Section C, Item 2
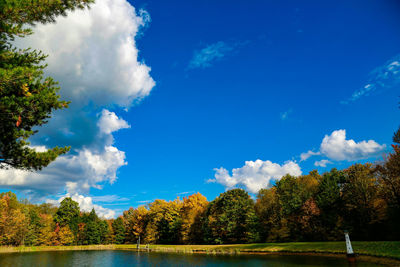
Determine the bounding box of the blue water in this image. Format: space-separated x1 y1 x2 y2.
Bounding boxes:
0 250 382 267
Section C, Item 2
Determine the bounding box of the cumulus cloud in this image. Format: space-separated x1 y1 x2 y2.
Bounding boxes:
47 193 116 219
14 0 155 151
98 109 130 135
16 0 155 107
209 160 302 193
188 41 247 69
342 54 400 104
0 0 155 202
300 130 385 163
320 129 386 161
314 159 332 167
0 145 127 195
300 150 321 161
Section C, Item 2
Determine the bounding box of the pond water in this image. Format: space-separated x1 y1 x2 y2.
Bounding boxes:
0 250 382 267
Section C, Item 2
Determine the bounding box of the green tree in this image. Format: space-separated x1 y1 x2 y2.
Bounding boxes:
25 208 41 246
83 209 100 244
84 221 100 244
112 217 125 244
274 174 319 241
276 175 305 216
315 169 345 240
54 197 80 232
98 220 110 244
203 189 259 244
0 0 94 170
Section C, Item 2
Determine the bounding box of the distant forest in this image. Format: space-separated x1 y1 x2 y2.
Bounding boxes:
1 132 399 246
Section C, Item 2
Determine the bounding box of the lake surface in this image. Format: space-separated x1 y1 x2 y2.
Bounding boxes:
0 250 382 267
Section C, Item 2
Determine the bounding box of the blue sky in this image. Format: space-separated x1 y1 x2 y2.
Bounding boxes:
1 0 399 217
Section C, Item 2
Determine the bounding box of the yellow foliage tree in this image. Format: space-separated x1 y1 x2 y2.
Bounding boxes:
123 206 149 243
180 193 208 244
144 198 183 244
38 214 55 246
58 225 75 245
0 193 28 245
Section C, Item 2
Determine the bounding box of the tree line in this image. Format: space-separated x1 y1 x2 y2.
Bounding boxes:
1 135 399 246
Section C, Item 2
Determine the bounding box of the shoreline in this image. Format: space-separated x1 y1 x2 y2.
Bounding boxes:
1 242 400 266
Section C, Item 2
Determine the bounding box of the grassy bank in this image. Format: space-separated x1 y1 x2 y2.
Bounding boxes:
1 241 399 260
149 241 400 259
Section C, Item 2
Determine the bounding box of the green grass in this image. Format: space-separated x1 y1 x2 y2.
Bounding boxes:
1 241 399 260
148 241 400 259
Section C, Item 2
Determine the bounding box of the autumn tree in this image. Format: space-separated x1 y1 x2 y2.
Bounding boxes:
298 198 321 241
123 206 149 244
0 192 28 245
58 225 75 245
37 213 54 245
0 0 94 170
376 141 400 239
341 163 382 240
144 199 183 244
180 193 208 244
255 187 281 242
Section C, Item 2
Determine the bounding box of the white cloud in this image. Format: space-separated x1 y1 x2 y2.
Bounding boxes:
314 159 332 167
300 130 386 164
342 55 400 104
13 0 155 151
16 0 155 108
300 150 321 161
209 160 302 194
98 109 130 135
0 145 127 195
188 41 247 69
47 193 116 219
0 0 155 200
320 129 386 161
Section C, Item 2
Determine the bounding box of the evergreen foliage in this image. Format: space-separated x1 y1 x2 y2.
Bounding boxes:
112 217 125 244
0 0 94 170
203 189 259 244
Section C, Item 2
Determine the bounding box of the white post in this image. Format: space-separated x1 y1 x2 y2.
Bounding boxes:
344 230 356 262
